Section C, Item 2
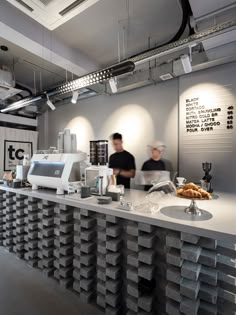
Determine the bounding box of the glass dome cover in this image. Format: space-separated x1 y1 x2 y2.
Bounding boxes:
134 180 176 214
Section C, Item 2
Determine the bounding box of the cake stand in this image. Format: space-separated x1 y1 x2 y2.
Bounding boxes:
184 199 203 216
177 195 212 216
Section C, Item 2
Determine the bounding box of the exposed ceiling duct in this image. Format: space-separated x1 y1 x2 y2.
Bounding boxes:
1 17 236 114
189 1 236 65
1 61 135 113
128 19 236 65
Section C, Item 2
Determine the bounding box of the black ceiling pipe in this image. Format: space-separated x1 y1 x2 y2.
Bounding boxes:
128 0 193 60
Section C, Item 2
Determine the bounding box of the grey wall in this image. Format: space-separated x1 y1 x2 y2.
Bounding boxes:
38 61 236 192
179 61 236 192
38 79 179 172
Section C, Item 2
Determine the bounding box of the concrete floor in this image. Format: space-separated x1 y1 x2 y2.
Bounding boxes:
0 247 103 315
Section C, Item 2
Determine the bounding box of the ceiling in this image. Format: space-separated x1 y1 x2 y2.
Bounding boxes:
189 0 236 19
0 0 184 93
6 0 101 31
1 0 236 115
53 0 183 66
0 37 73 92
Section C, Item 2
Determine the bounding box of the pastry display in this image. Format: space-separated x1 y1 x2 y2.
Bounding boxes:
176 183 212 200
181 182 199 191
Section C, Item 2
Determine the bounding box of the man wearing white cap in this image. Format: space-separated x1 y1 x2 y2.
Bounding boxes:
141 141 166 191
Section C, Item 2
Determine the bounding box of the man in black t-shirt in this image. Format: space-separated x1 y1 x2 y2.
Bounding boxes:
109 133 136 189
141 141 166 191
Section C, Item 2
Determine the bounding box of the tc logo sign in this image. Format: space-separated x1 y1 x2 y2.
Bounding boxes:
4 140 33 171
8 145 25 160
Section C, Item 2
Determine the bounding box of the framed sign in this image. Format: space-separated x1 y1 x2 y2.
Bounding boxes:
4 140 33 171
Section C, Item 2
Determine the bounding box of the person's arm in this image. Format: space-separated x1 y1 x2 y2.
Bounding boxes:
119 169 135 178
117 154 136 178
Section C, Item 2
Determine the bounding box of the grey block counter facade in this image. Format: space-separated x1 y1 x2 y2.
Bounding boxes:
0 187 236 315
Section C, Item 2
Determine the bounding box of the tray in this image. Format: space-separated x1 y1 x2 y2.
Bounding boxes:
176 193 217 201
176 194 211 201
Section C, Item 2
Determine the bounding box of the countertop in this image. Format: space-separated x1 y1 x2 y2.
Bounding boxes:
1 185 236 242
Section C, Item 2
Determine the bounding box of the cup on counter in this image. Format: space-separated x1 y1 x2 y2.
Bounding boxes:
117 185 125 196
176 177 186 186
81 186 91 199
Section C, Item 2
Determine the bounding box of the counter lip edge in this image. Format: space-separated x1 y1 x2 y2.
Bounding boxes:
0 185 235 243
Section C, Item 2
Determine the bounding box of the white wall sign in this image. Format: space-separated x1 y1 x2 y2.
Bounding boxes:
4 140 33 171
185 97 233 135
0 127 38 177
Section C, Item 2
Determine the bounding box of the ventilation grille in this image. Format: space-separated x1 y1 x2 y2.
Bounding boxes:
160 73 174 81
15 0 33 12
59 0 87 16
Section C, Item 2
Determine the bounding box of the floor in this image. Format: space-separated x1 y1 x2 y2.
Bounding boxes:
0 247 103 315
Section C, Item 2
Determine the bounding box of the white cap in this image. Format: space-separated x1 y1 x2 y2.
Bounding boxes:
147 141 166 152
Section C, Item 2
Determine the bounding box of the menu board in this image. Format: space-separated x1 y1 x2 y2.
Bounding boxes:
179 64 236 192
181 84 235 154
185 97 234 134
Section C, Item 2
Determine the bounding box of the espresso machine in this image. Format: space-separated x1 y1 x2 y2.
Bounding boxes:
28 152 87 194
85 140 113 195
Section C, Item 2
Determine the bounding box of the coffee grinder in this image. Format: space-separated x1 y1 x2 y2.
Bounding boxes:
202 162 213 193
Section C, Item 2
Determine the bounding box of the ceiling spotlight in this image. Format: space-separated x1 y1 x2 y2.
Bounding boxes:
173 54 192 76
46 94 56 111
71 91 79 104
108 77 118 93
180 54 192 73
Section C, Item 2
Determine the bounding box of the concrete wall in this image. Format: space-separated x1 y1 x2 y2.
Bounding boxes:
39 79 179 172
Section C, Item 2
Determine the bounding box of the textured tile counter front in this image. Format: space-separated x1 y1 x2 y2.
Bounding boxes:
0 187 236 314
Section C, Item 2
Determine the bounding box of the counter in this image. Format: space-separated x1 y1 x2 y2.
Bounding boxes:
0 185 235 315
1 186 236 242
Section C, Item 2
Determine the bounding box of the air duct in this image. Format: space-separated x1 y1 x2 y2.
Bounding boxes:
2 18 236 113
1 61 135 113
129 19 236 65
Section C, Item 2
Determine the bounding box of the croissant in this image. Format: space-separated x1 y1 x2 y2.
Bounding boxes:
182 189 202 199
183 183 199 191
177 188 184 196
197 188 212 200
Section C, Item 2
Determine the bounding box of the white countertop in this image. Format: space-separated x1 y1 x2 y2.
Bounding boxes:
1 185 236 242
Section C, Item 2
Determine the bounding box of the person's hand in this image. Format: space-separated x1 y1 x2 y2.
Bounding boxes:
113 169 120 176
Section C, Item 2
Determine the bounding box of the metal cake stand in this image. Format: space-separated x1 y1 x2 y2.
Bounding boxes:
184 199 203 216
177 195 212 216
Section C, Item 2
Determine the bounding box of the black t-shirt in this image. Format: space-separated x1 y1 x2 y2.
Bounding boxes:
109 150 136 189
141 159 166 191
